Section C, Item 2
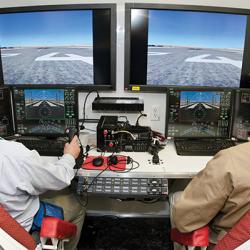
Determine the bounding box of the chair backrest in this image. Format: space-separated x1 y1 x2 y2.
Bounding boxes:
0 205 36 250
214 211 250 250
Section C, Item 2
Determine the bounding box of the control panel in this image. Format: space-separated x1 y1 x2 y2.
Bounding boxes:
97 116 152 152
12 87 78 135
167 88 232 138
233 89 250 140
76 176 168 197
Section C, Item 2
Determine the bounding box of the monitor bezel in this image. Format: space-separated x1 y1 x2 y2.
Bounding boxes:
165 86 235 139
124 3 250 92
0 4 117 91
12 85 79 137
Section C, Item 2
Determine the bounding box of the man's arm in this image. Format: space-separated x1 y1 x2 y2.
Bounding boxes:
19 136 80 195
172 150 234 233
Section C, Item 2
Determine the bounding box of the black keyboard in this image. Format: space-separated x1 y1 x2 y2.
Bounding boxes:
16 137 66 156
174 139 236 156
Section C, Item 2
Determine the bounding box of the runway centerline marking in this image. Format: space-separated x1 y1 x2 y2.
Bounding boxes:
35 52 93 65
2 53 21 57
185 54 242 69
148 52 170 56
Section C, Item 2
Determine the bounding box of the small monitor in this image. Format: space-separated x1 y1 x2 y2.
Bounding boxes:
166 87 233 138
12 87 78 136
232 89 250 140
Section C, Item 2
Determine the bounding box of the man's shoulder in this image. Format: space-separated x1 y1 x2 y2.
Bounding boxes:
224 141 250 159
0 140 32 159
205 141 250 175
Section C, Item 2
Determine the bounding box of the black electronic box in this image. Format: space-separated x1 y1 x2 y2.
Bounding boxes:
97 116 152 152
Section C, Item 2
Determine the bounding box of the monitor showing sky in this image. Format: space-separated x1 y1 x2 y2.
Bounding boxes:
0 10 94 85
146 9 247 87
24 89 65 120
180 91 220 107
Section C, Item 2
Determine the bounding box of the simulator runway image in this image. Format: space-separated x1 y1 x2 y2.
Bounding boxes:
1 47 93 85
177 91 220 136
0 9 95 85
25 89 65 120
147 46 243 87
145 9 246 87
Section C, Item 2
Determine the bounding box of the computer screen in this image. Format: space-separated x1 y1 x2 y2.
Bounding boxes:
0 5 116 89
167 88 233 138
125 4 250 91
12 87 78 136
232 89 250 140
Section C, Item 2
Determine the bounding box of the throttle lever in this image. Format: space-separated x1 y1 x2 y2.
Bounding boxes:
65 127 84 169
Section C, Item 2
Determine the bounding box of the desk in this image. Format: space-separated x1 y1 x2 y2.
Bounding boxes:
43 138 213 217
73 139 213 217
78 140 212 179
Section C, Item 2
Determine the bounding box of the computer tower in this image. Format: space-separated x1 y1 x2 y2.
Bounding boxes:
0 86 14 137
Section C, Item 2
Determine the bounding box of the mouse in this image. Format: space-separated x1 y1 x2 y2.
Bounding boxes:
108 155 118 165
92 157 104 167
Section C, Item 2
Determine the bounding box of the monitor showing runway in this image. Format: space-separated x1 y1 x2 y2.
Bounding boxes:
167 89 232 138
24 89 65 120
13 87 78 135
0 9 94 85
146 9 247 87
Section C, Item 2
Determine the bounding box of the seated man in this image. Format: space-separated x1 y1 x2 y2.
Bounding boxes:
0 136 85 250
171 141 250 245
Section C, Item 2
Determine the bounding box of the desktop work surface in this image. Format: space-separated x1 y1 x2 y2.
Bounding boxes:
42 140 213 179
78 140 213 179
43 140 212 217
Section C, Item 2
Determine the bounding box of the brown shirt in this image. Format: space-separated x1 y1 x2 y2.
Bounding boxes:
172 141 250 241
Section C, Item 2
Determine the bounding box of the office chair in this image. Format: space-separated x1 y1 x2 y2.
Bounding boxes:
0 205 77 250
171 210 250 250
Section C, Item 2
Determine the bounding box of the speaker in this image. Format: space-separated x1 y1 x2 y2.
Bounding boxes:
0 86 14 137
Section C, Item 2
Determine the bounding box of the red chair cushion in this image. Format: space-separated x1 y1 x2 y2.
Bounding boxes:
213 211 250 250
40 217 77 239
171 226 209 247
0 206 36 250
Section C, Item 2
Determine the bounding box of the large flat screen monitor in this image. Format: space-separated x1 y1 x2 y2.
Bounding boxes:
0 4 116 90
125 4 250 91
232 89 250 140
166 87 233 138
12 87 78 136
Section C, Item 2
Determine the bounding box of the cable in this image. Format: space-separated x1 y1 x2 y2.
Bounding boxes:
80 90 100 130
107 155 140 173
135 111 147 126
112 130 136 140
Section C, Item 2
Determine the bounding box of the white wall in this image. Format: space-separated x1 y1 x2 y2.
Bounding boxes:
1 0 250 134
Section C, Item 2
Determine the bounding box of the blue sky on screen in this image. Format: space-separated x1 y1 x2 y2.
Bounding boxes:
0 10 93 47
148 9 247 49
180 91 220 104
25 89 64 101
